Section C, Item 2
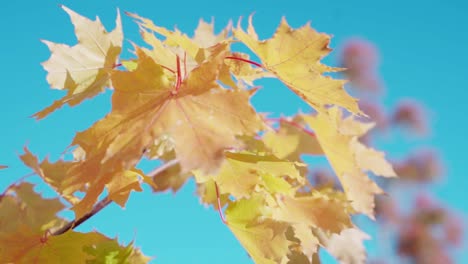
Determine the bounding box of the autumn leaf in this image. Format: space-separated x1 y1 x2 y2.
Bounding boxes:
106 170 143 207
303 107 396 217
194 151 303 199
192 18 231 48
42 42 263 217
20 147 81 204
74 44 263 175
289 223 320 262
34 5 123 119
271 193 352 233
225 195 291 264
151 161 191 193
263 116 323 162
130 13 269 90
127 12 202 62
0 182 149 263
0 182 64 262
234 17 361 114
319 228 370 264
7 231 149 264
0 165 7 170
20 148 142 218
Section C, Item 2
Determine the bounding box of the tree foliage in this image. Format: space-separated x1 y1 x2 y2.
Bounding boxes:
0 6 403 263
337 38 464 264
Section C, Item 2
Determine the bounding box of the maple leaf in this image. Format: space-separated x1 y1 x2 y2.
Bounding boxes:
271 193 352 234
289 223 320 262
194 151 303 199
20 147 81 204
106 169 143 207
75 45 263 175
151 162 192 193
0 182 64 262
0 182 150 263
192 18 231 48
45 41 262 217
303 107 396 217
263 116 323 162
129 13 269 89
20 148 142 218
320 228 370 264
225 195 291 264
34 5 123 119
127 12 202 62
11 231 150 264
234 17 361 114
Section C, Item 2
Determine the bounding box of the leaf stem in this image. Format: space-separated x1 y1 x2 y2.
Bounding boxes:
225 56 263 68
214 182 227 224
175 55 182 93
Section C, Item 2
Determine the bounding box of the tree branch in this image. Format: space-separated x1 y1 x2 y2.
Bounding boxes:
52 195 112 236
51 159 179 236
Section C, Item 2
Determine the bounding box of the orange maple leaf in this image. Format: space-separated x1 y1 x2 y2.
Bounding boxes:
54 42 263 217
74 44 263 175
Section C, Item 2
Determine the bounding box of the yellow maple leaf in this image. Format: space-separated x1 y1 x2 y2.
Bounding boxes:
20 147 81 204
194 152 302 199
0 182 65 261
77 45 263 174
130 13 269 90
303 107 396 217
234 17 361 114
263 116 323 162
34 5 123 119
0 183 150 264
290 223 320 262
127 12 201 62
20 148 143 218
271 194 352 233
59 43 263 214
225 195 291 264
192 18 231 48
319 228 370 264
106 170 143 207
151 162 192 193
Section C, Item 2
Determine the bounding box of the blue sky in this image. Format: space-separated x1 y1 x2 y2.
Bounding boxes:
1 0 467 263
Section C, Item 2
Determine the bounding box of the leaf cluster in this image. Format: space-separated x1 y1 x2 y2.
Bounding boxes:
1 6 398 263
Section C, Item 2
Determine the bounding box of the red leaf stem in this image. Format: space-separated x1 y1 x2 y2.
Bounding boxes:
225 56 263 68
214 182 227 224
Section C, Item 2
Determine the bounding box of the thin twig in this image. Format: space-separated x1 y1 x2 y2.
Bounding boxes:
52 196 112 236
